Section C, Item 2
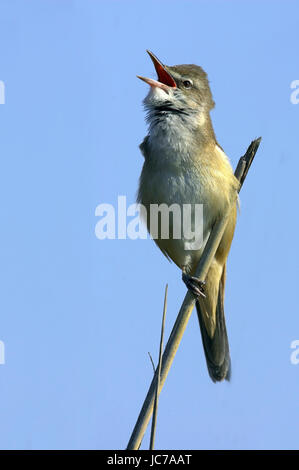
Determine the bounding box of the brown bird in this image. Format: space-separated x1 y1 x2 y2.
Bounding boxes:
137 51 239 382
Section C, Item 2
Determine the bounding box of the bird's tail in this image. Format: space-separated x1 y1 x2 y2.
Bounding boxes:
196 265 231 382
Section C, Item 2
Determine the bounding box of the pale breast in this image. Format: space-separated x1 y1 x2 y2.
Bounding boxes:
137 117 237 271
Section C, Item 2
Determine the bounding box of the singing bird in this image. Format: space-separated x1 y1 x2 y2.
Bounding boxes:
137 51 240 382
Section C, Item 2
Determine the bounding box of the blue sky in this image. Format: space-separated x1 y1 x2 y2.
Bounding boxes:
0 0 299 450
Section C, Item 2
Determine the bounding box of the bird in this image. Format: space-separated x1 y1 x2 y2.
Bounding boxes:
137 51 240 382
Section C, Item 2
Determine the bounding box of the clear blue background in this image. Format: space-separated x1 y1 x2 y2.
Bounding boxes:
0 0 298 450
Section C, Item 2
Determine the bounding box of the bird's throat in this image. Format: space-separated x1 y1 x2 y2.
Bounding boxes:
146 106 216 164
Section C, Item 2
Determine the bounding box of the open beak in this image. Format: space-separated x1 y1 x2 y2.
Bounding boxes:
137 50 177 91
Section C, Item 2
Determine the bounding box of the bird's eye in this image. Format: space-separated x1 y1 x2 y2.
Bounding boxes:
183 80 192 88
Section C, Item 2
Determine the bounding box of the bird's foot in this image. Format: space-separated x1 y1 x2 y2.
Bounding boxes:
182 271 206 298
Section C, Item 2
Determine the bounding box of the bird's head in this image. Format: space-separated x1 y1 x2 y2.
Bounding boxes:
137 50 215 116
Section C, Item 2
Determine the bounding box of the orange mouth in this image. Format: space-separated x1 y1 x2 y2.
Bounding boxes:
137 50 176 90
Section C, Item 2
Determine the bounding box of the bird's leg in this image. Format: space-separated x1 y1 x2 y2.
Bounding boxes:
182 267 206 298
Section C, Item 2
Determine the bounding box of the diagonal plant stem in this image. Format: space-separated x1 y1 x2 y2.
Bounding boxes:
149 284 168 450
148 352 156 374
127 138 262 450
